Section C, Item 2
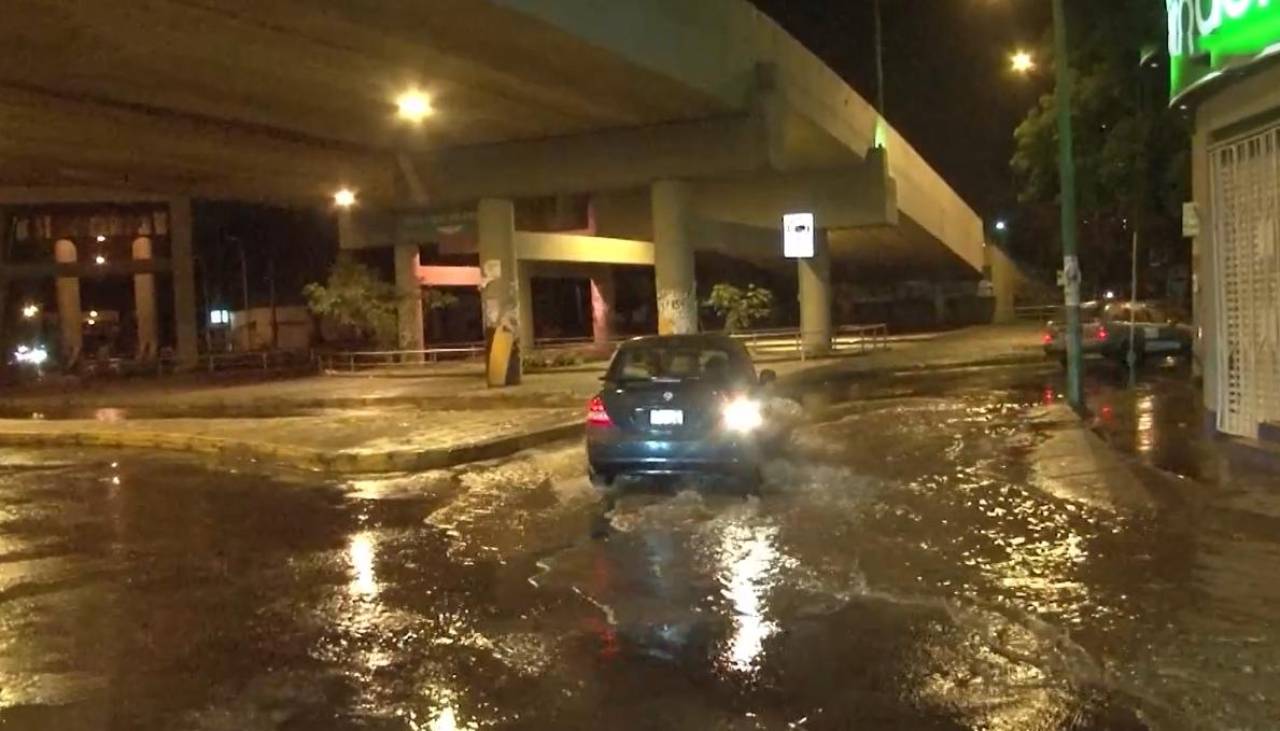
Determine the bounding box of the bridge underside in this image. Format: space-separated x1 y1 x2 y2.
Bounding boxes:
0 0 991 380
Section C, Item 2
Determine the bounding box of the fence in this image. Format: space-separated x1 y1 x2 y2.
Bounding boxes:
1014 305 1060 323
198 350 316 374
733 324 890 360
319 323 891 374
317 343 486 373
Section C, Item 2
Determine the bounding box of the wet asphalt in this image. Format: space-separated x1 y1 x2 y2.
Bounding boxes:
0 362 1277 730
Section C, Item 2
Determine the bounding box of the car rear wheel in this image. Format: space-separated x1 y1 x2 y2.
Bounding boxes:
588 467 614 490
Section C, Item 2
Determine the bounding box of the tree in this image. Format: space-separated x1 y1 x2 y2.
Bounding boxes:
1010 0 1190 296
705 283 774 332
303 255 401 347
423 288 459 313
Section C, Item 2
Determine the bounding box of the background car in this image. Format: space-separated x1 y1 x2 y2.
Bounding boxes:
1043 300 1192 364
585 334 777 491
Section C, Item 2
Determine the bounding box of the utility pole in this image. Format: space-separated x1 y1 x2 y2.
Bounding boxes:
236 236 250 351
873 0 886 118
268 254 278 350
1052 0 1085 411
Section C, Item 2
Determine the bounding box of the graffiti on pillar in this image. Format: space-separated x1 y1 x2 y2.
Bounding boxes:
657 285 697 335
480 259 503 328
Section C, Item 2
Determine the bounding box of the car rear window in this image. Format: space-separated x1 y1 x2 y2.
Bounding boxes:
607 344 750 383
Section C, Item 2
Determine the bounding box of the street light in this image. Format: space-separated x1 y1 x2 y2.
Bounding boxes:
333 188 357 208
1010 50 1036 74
995 220 1008 232
21 304 39 319
94 254 107 265
395 88 433 123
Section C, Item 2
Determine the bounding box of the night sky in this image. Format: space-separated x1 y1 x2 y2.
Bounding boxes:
749 0 1053 221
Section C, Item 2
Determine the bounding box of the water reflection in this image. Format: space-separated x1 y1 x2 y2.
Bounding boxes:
1135 395 1156 454
348 531 379 599
715 522 780 673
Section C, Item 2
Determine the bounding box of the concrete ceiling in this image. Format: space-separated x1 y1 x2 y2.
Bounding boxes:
0 0 725 199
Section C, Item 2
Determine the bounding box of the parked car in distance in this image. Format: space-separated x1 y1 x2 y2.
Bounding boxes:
1043 300 1192 363
586 334 778 491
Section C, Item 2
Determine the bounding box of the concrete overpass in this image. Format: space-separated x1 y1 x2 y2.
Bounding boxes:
0 0 990 382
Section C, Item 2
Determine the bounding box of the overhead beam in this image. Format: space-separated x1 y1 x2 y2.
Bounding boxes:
1 259 174 281
411 114 770 205
516 232 653 266
691 153 896 230
0 84 394 202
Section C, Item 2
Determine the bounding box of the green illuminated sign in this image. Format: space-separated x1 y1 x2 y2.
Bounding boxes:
1168 0 1280 99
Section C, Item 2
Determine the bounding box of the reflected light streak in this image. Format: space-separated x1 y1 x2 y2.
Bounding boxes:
717 523 780 672
348 531 379 598
1136 395 1156 454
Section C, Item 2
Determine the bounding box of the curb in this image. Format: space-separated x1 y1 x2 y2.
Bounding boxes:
0 420 584 474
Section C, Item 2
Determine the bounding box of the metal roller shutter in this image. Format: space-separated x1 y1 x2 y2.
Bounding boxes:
1211 124 1280 438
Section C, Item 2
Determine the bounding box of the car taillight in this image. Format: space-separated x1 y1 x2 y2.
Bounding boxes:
586 395 613 426
1097 326 1109 340
1042 331 1054 345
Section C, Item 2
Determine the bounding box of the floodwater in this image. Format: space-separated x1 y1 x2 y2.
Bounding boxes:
0 364 1276 729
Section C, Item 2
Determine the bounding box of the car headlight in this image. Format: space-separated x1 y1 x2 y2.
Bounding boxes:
722 396 764 433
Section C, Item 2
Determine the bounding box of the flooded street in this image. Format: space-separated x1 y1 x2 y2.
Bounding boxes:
1 364 1276 729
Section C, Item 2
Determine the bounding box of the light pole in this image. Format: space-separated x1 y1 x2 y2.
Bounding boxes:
1051 0 1085 411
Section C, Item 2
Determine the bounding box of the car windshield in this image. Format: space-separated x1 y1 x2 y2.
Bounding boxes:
607 344 748 383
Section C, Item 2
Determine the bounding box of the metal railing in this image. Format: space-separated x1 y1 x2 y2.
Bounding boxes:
732 324 890 360
317 343 486 373
319 323 891 374
198 350 315 373
1014 305 1060 322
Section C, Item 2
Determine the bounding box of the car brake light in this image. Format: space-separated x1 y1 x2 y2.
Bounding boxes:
1097 326 1108 340
1042 332 1053 345
586 395 613 426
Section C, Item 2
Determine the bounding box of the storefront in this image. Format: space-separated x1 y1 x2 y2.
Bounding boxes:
1173 0 1280 441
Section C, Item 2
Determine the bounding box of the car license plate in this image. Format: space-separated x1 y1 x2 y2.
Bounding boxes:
649 409 684 426
1144 326 1160 338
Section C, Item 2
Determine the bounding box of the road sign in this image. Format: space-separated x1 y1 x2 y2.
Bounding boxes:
1183 202 1200 237
783 213 815 258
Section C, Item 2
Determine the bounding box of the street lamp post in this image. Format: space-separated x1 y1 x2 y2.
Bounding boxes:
873 0 886 117
1051 0 1085 410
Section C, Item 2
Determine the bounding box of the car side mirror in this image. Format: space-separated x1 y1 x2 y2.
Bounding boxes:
759 369 778 386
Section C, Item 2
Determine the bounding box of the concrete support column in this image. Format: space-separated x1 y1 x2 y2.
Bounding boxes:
53 239 82 365
798 229 832 355
517 260 536 351
478 198 521 386
590 266 616 346
170 197 199 368
132 237 158 359
932 286 949 328
651 180 698 335
393 242 425 354
988 244 1017 324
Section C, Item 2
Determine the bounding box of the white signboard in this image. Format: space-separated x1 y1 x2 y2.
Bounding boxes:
783 213 815 259
1182 202 1200 238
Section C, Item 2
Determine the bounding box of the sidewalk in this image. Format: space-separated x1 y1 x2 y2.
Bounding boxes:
0 406 582 473
0 324 1046 473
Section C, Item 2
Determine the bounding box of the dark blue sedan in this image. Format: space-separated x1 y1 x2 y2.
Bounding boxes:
586 334 777 491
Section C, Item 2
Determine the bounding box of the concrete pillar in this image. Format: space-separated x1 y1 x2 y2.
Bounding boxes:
932 286 950 328
651 180 698 335
131 237 158 359
478 198 521 386
590 266 615 346
53 239 82 364
988 244 1017 324
393 242 425 353
517 259 536 351
169 197 199 368
798 229 832 355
